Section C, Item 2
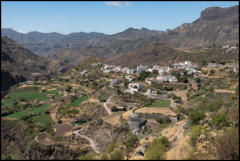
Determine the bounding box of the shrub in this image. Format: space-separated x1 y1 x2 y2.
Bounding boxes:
156 118 164 124
212 113 228 127
110 150 124 160
111 106 118 112
164 117 172 124
144 137 169 160
125 135 138 153
215 128 239 160
190 125 202 147
158 136 170 148
189 111 205 125
78 154 95 160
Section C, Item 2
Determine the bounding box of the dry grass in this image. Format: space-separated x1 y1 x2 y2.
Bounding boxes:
122 108 135 120
53 123 73 136
169 89 188 101
135 107 176 117
215 89 235 93
104 114 122 126
164 135 192 160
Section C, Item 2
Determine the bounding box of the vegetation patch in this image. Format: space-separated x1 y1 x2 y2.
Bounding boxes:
65 96 89 108
6 110 31 119
32 114 54 126
147 100 170 107
32 104 50 115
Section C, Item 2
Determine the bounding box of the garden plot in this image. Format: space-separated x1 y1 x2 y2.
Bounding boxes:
135 107 176 117
147 99 170 107
65 96 89 108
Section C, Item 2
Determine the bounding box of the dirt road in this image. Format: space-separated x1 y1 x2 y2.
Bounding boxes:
73 129 100 153
103 96 113 115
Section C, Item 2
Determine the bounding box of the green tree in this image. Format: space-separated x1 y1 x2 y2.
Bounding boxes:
189 111 205 125
138 71 151 81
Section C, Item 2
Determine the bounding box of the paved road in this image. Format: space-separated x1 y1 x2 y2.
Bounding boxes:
103 96 113 115
73 129 100 153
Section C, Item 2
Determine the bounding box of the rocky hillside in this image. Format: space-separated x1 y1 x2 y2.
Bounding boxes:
165 5 239 48
1 5 238 66
1 37 64 95
104 42 189 67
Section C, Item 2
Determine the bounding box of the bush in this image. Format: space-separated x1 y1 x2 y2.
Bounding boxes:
78 154 95 160
111 106 118 112
205 101 223 112
215 128 239 160
125 135 138 153
158 136 170 148
144 137 169 160
164 117 172 124
190 125 202 147
156 118 164 124
110 150 124 160
100 153 109 160
189 111 205 125
212 113 228 127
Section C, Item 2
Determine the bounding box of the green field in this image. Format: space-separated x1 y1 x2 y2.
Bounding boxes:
147 100 170 107
6 109 31 119
65 96 89 108
2 91 50 108
33 114 54 126
5 104 50 119
32 104 50 114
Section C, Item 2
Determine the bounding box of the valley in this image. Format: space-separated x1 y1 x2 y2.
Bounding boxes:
1 3 239 160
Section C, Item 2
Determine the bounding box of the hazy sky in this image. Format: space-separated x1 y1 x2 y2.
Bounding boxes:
1 1 238 34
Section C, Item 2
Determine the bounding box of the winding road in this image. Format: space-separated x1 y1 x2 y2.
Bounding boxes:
73 129 100 154
103 96 113 115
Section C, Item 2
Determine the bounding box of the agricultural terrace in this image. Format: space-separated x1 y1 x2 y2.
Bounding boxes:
147 99 170 107
5 104 50 119
33 114 54 126
65 96 89 108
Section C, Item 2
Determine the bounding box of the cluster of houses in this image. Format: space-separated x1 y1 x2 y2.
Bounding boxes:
102 61 199 77
222 45 238 52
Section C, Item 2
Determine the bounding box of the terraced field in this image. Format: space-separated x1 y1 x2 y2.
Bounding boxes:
147 99 170 107
65 96 89 108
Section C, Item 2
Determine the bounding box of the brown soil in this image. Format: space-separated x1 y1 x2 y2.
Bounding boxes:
53 123 73 136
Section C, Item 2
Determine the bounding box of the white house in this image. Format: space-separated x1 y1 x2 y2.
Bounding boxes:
168 76 178 83
156 75 168 82
127 83 142 94
145 89 157 96
80 69 87 75
137 65 148 74
147 68 153 73
122 67 130 74
126 75 135 81
158 66 170 75
146 89 152 95
103 70 111 73
222 45 230 49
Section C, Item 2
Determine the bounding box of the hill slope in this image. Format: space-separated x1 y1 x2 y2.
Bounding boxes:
1 5 239 66
1 37 64 95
